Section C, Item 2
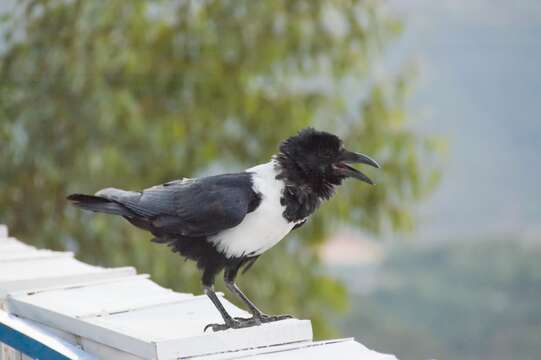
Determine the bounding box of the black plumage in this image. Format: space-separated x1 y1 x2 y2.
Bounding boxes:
67 128 380 331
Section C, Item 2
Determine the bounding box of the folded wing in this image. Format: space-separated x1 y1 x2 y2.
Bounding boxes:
86 173 259 238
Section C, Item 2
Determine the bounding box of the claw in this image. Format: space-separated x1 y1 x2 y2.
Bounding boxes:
203 316 262 332
204 322 232 332
257 314 295 323
234 316 261 325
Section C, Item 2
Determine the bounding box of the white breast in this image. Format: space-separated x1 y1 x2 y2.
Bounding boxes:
208 161 299 258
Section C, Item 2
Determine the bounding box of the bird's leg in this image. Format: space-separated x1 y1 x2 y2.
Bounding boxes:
203 285 260 332
224 267 294 324
204 286 234 331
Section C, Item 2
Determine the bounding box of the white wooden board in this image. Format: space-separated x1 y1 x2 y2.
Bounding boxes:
0 237 26 245
241 338 397 360
15 315 146 360
0 310 96 360
0 249 73 262
0 257 100 281
0 254 136 297
8 292 312 359
0 225 398 360
0 238 35 252
10 276 194 318
198 338 398 360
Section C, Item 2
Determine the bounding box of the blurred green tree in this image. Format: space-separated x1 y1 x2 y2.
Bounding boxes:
0 0 439 337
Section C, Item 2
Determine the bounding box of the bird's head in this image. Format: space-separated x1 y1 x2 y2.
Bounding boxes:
276 128 380 198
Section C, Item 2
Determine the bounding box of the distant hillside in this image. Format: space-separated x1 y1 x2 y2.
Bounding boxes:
332 238 541 360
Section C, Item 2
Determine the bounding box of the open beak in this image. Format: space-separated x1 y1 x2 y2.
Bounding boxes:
336 150 380 185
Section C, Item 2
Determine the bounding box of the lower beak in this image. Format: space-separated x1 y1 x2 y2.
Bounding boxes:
337 150 380 185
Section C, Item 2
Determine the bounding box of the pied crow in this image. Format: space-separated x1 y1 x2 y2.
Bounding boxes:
67 128 380 331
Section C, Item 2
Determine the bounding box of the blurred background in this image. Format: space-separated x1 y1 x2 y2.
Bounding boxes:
0 1 539 359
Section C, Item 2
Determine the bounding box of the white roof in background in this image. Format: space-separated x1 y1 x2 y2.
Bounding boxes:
0 225 398 359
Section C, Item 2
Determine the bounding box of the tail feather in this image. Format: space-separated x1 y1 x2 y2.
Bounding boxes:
67 194 134 217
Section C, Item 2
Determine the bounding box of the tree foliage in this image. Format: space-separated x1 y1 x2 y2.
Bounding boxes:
0 0 439 337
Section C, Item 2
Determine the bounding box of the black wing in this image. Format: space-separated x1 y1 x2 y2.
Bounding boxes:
117 173 260 238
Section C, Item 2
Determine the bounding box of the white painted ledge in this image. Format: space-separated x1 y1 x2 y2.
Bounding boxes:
8 291 313 359
198 338 398 360
0 310 96 360
0 224 398 359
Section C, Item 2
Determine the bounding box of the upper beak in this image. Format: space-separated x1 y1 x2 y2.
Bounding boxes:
337 150 380 185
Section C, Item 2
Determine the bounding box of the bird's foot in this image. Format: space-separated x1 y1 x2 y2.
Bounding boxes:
204 317 261 332
256 313 294 323
203 314 294 332
234 316 261 324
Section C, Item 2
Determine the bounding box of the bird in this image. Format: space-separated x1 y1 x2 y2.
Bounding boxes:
67 128 380 332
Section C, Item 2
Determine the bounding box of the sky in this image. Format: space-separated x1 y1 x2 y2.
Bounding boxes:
385 0 541 242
